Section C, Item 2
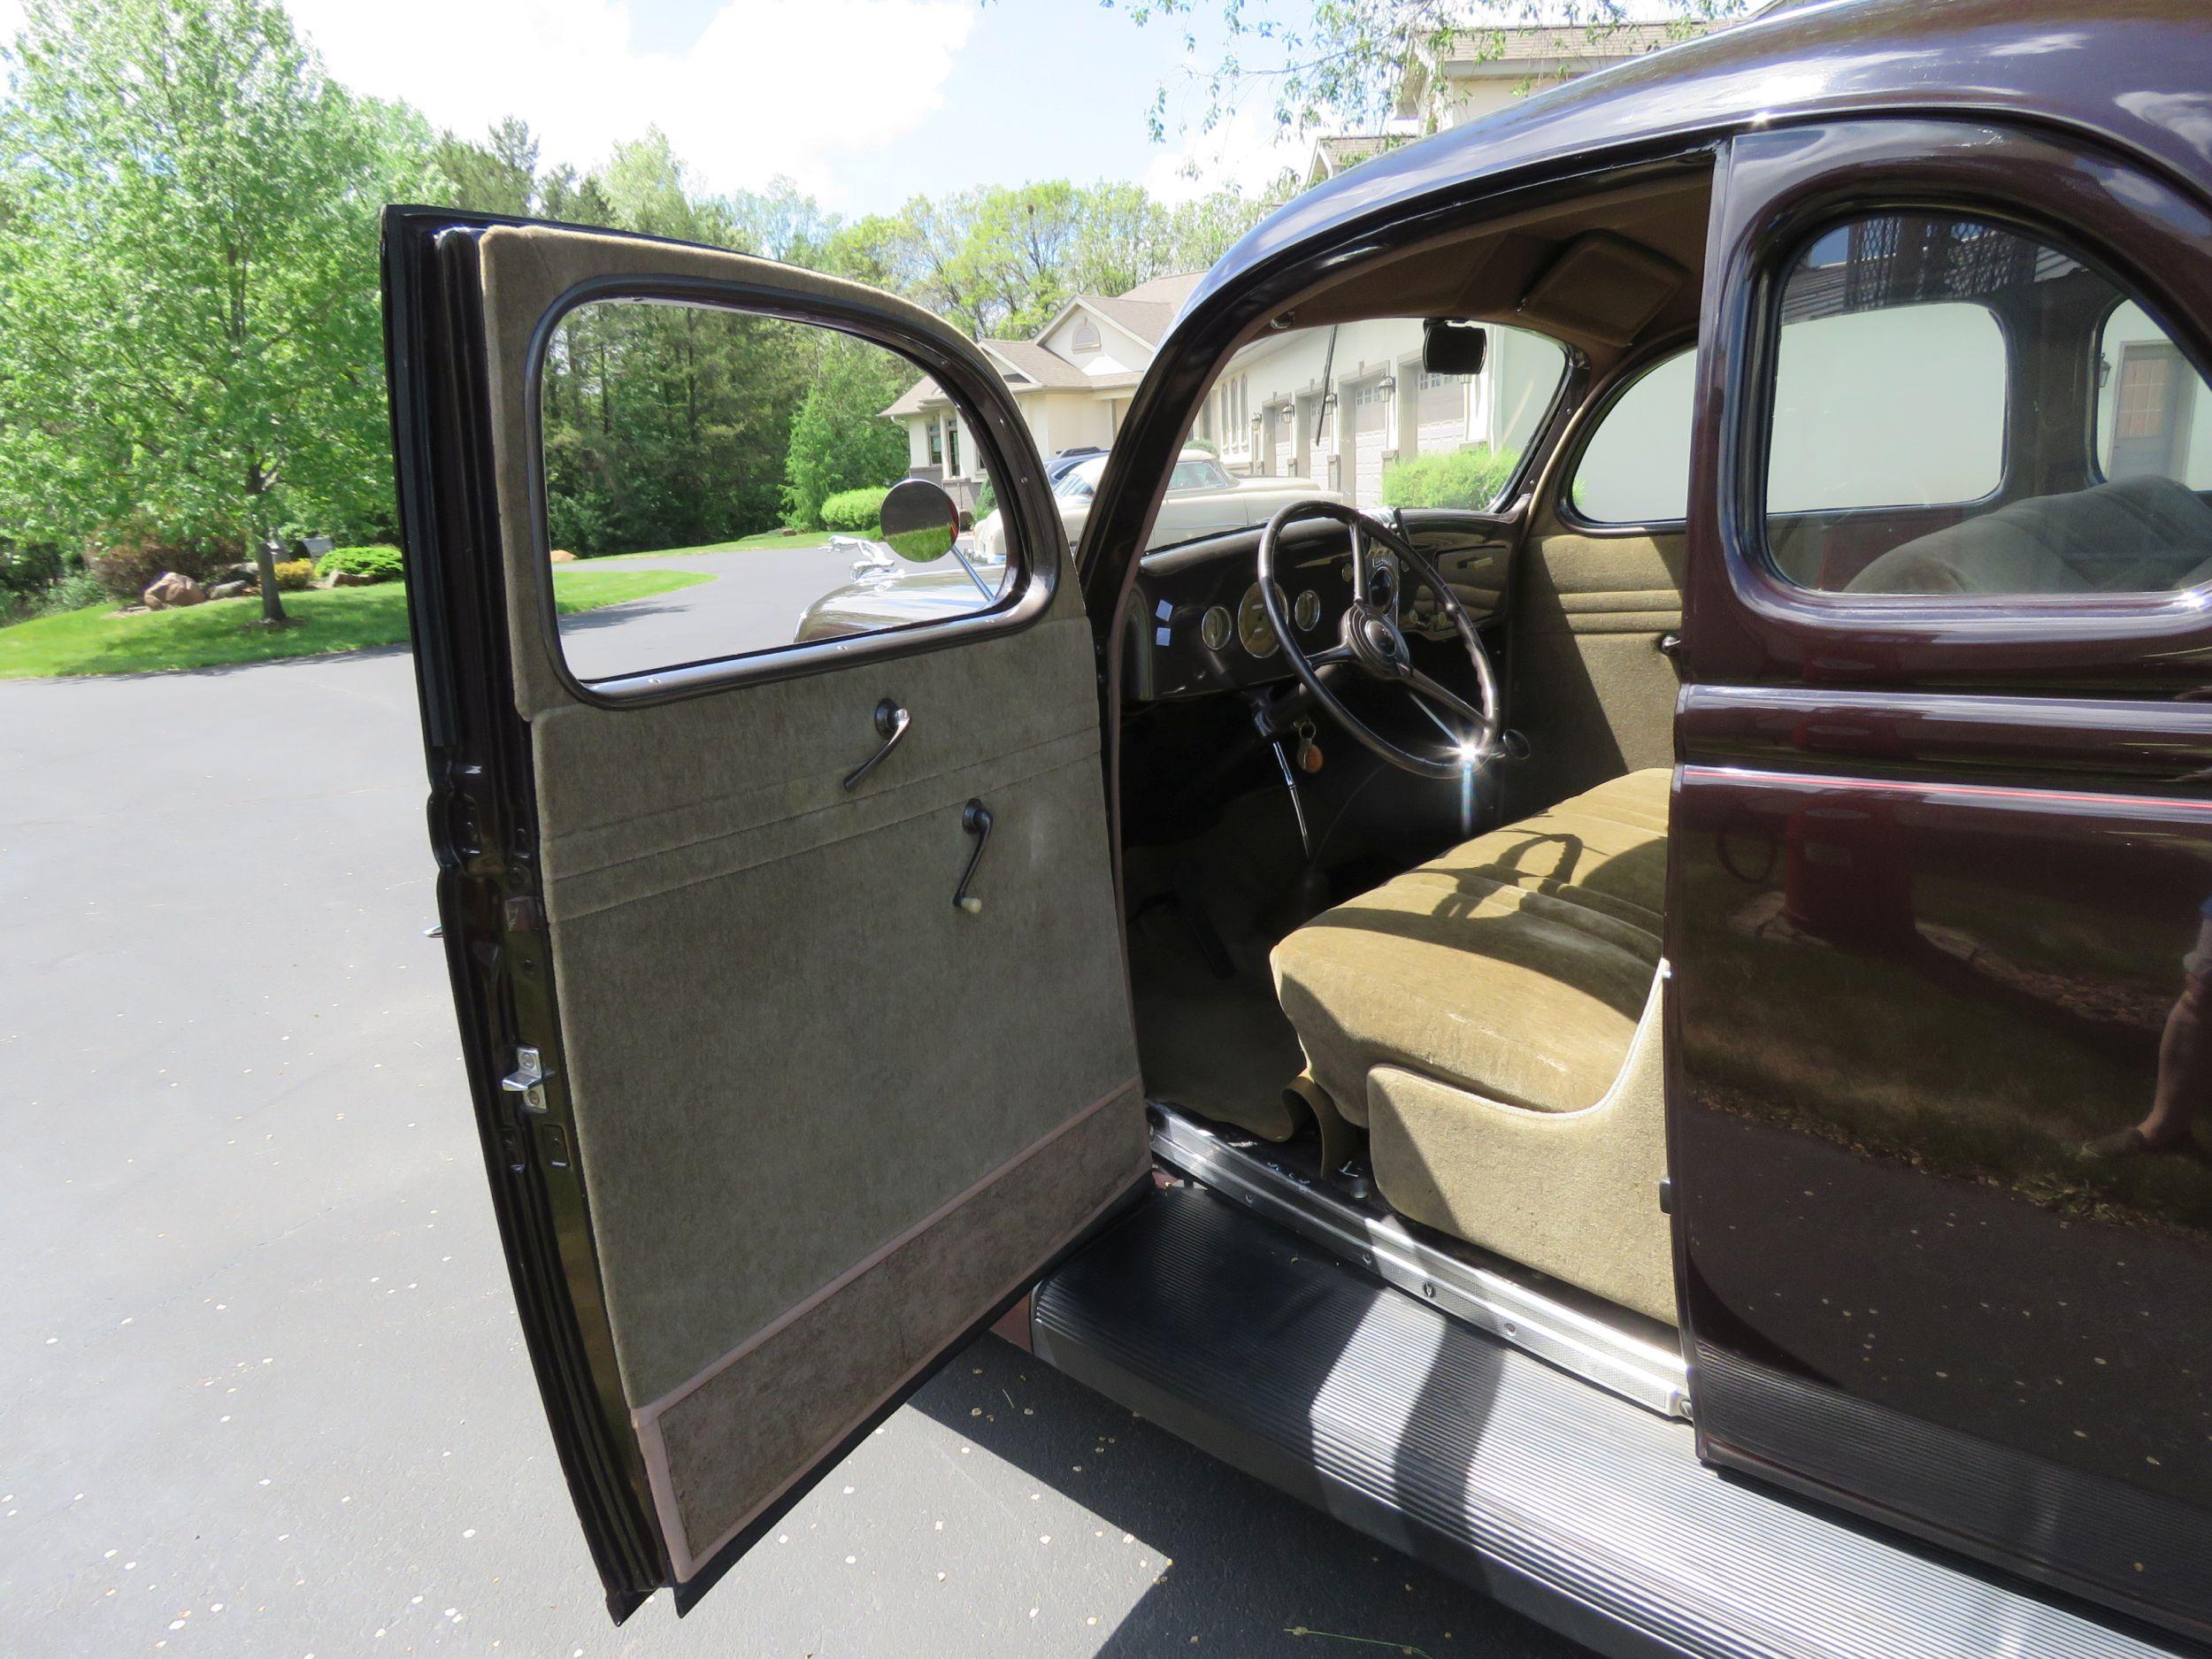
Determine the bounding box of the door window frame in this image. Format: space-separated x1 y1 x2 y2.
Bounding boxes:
524 273 1063 710
1693 119 2212 686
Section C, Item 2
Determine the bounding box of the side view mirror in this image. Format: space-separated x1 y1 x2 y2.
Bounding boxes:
1422 318 1488 377
879 477 961 564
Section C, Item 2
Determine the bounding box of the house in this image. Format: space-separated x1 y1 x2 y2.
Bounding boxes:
889 15 1778 518
883 272 1204 512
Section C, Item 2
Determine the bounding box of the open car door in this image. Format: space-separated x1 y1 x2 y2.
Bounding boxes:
380 208 1147 1617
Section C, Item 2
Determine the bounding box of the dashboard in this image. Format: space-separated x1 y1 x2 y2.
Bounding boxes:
1123 513 1513 702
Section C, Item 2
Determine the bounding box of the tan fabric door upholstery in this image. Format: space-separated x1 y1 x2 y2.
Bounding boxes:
1503 531 1683 818
477 227 1146 1579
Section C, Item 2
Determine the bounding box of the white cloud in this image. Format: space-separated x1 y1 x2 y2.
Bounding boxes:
1140 99 1318 204
288 0 976 205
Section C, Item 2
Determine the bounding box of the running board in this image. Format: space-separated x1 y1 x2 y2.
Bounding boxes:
1149 1102 1688 1419
1031 1187 2182 1659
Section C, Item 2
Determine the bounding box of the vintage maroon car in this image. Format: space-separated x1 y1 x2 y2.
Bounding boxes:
381 2 2212 1652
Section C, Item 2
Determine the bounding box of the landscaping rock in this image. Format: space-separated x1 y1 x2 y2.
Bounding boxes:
549 548 579 563
329 570 373 587
207 580 250 600
142 572 206 610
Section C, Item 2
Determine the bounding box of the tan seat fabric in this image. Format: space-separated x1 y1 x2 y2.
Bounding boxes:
1270 767 1675 1320
1271 768 1669 1126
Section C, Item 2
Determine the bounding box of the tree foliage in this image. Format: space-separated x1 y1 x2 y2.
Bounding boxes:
0 0 439 617
1113 0 1747 142
781 336 913 530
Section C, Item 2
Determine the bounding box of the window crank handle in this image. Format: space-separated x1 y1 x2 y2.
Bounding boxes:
954 799 993 914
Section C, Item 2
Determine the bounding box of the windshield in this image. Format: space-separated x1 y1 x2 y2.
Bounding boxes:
1168 457 1233 492
1181 316 1568 536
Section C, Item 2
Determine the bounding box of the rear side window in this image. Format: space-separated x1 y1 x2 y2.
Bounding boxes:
1757 212 2212 596
1569 349 1694 525
2097 301 2212 488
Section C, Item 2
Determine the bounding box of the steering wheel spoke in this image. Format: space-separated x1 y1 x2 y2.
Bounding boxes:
1256 496 1502 783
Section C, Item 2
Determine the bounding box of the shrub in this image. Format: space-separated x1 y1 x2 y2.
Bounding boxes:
32 567 110 617
1379 446 1520 512
315 544 404 583
86 521 243 602
819 486 891 533
273 559 315 591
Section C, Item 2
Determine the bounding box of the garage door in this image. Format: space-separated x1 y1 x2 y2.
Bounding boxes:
1271 404 1296 478
1415 369 1467 457
1354 379 1391 508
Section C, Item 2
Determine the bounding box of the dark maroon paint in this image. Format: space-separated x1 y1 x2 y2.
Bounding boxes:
1079 0 2212 1645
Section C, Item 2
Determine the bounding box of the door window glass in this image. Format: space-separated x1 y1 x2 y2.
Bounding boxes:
1569 348 1694 524
1759 212 2212 595
538 299 1011 684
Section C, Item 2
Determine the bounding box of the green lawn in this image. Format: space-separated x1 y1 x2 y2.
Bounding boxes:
0 568 710 678
595 528 833 560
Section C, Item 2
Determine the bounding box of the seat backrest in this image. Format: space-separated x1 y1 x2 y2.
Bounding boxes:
1845 475 2212 595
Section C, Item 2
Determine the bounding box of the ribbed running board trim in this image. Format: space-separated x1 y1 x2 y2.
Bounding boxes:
1032 1189 2184 1659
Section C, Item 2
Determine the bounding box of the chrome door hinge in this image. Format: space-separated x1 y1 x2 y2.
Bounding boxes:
502 1046 552 1114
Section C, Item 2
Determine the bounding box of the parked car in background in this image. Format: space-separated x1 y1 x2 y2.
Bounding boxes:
974 447 1341 563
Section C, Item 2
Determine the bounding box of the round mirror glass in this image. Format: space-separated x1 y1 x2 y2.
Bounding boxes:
879 477 960 564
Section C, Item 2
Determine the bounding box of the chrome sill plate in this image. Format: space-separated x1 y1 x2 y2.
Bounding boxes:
1148 1102 1690 1421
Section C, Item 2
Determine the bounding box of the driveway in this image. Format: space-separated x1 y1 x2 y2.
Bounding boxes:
557 543 864 680
0 600 1578 1655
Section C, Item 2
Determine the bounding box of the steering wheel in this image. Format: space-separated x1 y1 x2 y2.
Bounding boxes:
1257 499 1501 781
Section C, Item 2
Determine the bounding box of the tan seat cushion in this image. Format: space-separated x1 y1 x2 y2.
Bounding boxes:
1271 767 1669 1126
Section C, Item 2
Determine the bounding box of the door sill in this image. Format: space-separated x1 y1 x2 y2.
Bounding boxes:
1148 1100 1689 1420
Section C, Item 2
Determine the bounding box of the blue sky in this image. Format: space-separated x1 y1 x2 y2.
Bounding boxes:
272 0 1312 218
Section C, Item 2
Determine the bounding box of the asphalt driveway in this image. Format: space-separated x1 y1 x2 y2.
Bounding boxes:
0 580 1583 1657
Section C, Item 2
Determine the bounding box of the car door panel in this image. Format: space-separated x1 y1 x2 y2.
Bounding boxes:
387 213 1145 1607
1671 122 2212 1645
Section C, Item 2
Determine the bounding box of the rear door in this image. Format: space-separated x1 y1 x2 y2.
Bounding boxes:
380 209 1146 1616
1671 122 2212 1645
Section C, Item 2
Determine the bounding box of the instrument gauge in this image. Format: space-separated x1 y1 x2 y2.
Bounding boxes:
1293 589 1323 632
1198 605 1233 653
1236 583 1284 657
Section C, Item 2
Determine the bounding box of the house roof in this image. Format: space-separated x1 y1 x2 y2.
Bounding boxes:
1433 21 1699 67
1304 134 1400 188
979 338 1094 389
884 271 1207 420
881 374 949 419
1116 271 1205 309
1394 18 1716 116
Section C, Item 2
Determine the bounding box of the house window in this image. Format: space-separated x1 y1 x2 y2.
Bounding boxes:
1072 316 1101 355
945 416 961 478
926 419 943 468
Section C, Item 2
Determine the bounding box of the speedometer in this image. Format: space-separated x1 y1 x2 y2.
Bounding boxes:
1236 583 1283 657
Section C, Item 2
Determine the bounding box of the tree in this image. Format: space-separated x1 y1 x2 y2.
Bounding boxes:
1114 0 1747 142
780 336 913 530
0 0 439 620
435 116 540 218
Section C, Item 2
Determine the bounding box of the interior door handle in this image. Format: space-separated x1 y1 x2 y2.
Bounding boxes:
1655 632 1683 659
954 799 993 914
841 698 910 792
